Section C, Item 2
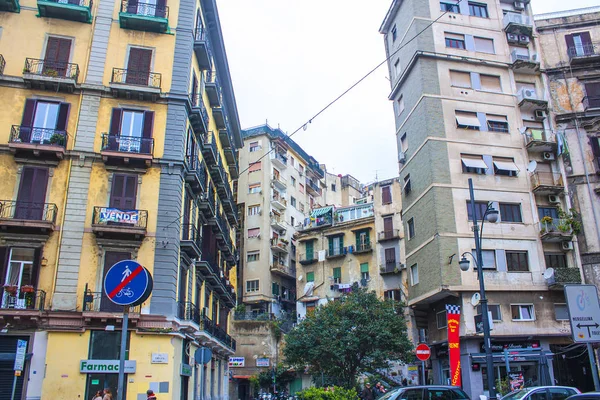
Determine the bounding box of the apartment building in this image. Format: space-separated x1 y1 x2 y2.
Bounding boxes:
380 0 588 396
535 7 600 289
0 0 240 398
322 171 364 207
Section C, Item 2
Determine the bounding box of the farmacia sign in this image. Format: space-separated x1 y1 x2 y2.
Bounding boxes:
80 360 137 373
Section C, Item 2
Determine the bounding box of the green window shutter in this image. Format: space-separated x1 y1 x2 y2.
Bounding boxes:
360 263 369 273
306 241 314 258
333 267 341 279
355 233 360 249
328 237 334 254
272 282 279 296
307 272 314 282
365 231 370 245
340 235 344 249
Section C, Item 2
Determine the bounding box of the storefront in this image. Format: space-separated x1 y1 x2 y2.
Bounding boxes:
0 335 30 400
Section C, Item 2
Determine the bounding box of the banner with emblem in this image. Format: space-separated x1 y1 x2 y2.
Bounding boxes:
446 304 461 387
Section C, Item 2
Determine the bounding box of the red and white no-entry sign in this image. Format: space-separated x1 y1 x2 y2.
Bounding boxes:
416 343 431 361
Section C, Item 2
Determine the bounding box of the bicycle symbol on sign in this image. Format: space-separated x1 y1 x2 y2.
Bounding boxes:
116 287 134 298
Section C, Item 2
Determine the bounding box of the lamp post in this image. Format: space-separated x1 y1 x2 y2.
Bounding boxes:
458 178 499 399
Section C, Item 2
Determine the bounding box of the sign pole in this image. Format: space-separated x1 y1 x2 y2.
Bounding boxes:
117 306 129 400
11 339 26 400
421 361 425 385
10 375 17 400
588 343 600 391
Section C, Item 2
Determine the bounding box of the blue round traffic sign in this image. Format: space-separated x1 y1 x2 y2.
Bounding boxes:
103 260 153 306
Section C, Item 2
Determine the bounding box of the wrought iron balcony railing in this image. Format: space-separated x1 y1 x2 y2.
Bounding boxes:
326 247 346 258
1 289 45 311
181 223 201 245
24 57 80 81
10 125 67 148
355 243 373 253
568 43 599 60
178 301 201 324
101 134 154 155
111 67 161 88
189 94 210 122
120 0 168 18
0 200 57 222
92 206 148 229
378 229 401 241
530 171 564 190
83 287 141 312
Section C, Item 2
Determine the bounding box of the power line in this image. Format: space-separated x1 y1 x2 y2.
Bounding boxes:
236 0 465 177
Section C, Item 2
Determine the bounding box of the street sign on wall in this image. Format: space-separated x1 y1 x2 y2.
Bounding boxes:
565 285 600 343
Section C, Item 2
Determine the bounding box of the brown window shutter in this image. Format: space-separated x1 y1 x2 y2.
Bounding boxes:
21 99 37 127
110 174 126 208
56 103 70 131
44 37 60 61
142 111 154 138
123 175 138 210
109 108 123 135
385 248 396 263
383 216 393 232
564 34 575 53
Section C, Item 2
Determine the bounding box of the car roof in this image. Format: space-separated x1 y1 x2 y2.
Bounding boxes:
567 394 600 398
399 386 465 389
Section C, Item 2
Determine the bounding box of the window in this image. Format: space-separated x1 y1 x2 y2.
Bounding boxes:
290 156 295 167
247 228 260 238
110 174 138 210
290 216 295 226
247 251 259 262
299 184 305 194
299 164 304 175
440 1 459 12
272 282 279 296
436 310 447 329
554 304 569 321
445 33 466 49
381 185 392 204
290 176 296 187
1 248 38 308
246 280 259 293
450 70 472 88
493 157 519 177
305 240 315 260
506 251 529 272
19 99 71 148
331 183 336 192
466 201 488 221
384 289 402 302
477 304 502 321
306 271 314 282
403 175 411 195
385 248 396 268
511 304 535 321
456 111 481 130
487 115 508 133
249 141 261 152
500 203 522 223
472 249 496 270
15 167 50 220
248 161 262 173
474 37 495 54
383 216 395 238
461 154 488 174
248 205 261 216
584 82 600 109
407 218 415 239
299 203 305 213
394 59 400 76
479 74 502 92
397 95 405 115
291 197 297 208
565 32 593 57
107 108 154 153
391 25 397 42
126 47 152 85
468 2 488 18
545 253 567 269
248 183 261 194
360 263 370 281
410 264 419 286
333 267 341 284
400 133 408 152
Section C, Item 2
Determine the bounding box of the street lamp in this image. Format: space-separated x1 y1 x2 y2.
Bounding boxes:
460 178 498 399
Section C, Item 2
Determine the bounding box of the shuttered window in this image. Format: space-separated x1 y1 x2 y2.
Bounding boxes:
248 161 262 173
474 37 494 54
450 70 471 88
126 47 152 85
110 174 138 210
306 271 314 282
480 74 501 92
247 228 260 238
16 167 49 220
381 185 392 204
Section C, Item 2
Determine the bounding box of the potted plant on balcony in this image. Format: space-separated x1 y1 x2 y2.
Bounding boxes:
558 207 582 235
540 216 554 234
43 68 58 78
20 285 35 293
49 133 65 146
3 284 18 296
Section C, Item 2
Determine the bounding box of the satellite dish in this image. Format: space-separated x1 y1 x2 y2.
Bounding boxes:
298 275 303 281
527 160 538 173
543 268 555 280
519 127 528 134
471 293 481 307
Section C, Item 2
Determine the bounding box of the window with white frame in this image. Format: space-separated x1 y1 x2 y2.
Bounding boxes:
248 183 261 194
249 141 261 152
436 310 447 329
456 111 481 130
248 205 261 216
400 133 408 152
246 279 259 292
471 249 496 270
247 251 260 262
511 304 535 321
410 264 419 286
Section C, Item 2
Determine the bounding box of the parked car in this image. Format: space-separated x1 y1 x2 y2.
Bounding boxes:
378 386 470 400
566 393 600 400
502 386 580 400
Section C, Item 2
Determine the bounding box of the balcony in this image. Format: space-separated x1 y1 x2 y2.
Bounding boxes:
185 156 207 194
91 206 147 241
1 289 45 311
270 214 287 232
110 68 161 101
37 0 92 23
378 229 401 242
219 127 233 150
326 246 347 259
538 219 573 242
354 243 373 254
299 252 317 266
272 174 287 190
8 125 67 160
188 95 209 135
100 134 153 168
181 224 202 258
119 0 168 33
82 288 141 313
523 129 557 153
306 177 321 196
178 301 201 325
503 12 533 37
568 44 600 65
509 51 540 74
530 172 564 195
212 106 227 129
193 27 212 70
272 152 287 169
0 0 19 12
222 197 238 227
205 71 222 107
270 261 296 279
196 258 218 280
271 196 287 211
199 190 216 219
23 58 79 93
197 314 236 352
201 131 218 165
0 200 57 234
546 268 582 289
379 262 404 275
517 87 547 112
270 238 289 254
583 96 600 111
211 161 228 190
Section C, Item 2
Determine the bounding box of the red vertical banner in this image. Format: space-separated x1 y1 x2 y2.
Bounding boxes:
446 304 461 387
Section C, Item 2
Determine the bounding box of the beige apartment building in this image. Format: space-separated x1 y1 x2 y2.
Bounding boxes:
381 0 588 396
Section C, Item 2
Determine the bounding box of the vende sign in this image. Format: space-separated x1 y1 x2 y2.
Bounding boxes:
416 343 431 361
80 360 136 374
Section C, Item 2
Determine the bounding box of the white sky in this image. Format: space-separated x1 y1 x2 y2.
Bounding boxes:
217 0 598 183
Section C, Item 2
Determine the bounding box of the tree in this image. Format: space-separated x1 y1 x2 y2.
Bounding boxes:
283 288 413 388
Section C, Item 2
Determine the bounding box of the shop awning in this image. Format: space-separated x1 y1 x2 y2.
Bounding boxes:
233 375 252 380
311 206 333 217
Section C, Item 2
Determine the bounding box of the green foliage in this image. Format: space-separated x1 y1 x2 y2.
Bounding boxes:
234 303 246 313
257 364 296 391
496 377 510 396
284 288 413 388
249 375 260 391
297 386 359 400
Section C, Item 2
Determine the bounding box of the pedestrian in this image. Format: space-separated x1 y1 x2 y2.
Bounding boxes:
102 388 113 400
92 390 103 400
402 378 408 387
361 382 375 400
147 389 157 400
375 382 387 397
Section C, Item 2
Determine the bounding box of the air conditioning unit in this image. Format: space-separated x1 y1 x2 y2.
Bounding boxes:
520 88 537 100
398 151 406 164
534 109 546 120
399 263 407 270
548 194 560 204
543 152 555 161
562 241 574 251
514 1 525 10
531 53 539 62
507 33 519 43
519 35 530 44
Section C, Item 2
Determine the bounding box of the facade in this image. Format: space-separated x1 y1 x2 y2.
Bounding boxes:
381 0 589 396
535 7 600 288
322 171 364 207
0 0 240 399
